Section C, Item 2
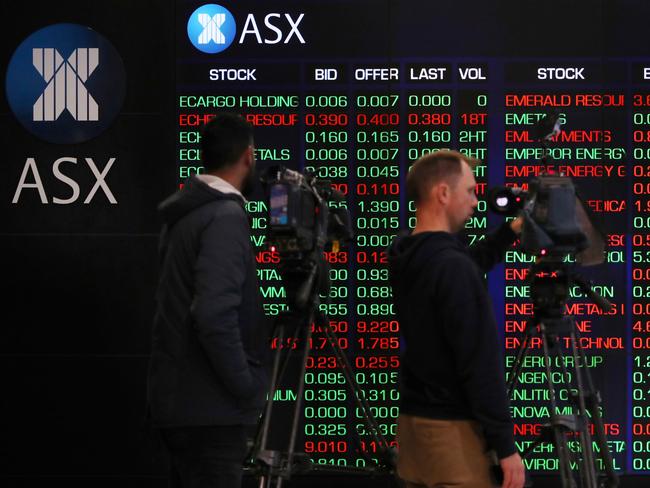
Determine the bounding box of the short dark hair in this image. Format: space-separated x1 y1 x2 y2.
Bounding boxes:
407 150 479 204
201 113 254 171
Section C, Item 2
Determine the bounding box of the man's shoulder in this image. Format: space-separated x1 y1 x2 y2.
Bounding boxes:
176 197 248 243
427 245 473 269
201 196 247 221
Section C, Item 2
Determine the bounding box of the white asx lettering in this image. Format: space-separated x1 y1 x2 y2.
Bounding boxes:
239 13 305 44
12 157 117 204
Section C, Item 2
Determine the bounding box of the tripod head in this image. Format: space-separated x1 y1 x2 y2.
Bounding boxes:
278 252 328 312
527 258 613 328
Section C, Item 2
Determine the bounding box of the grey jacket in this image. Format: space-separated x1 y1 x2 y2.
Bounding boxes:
148 176 269 426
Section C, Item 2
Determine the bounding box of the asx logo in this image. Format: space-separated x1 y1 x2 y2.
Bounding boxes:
6 24 123 206
187 3 305 54
33 48 99 122
5 23 125 144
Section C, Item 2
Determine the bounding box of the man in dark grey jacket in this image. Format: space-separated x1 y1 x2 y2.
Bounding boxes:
148 113 269 487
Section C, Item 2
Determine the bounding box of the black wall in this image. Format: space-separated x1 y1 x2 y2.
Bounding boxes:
0 1 175 485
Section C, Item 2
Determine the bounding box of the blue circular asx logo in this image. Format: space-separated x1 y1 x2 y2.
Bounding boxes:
5 23 126 144
187 4 237 54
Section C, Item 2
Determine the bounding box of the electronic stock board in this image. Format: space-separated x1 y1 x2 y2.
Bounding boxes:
177 0 650 475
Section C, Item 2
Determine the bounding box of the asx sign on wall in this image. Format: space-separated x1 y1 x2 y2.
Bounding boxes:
187 3 306 54
5 23 125 204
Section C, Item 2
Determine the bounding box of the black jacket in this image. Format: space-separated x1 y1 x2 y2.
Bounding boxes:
147 176 269 427
388 224 517 458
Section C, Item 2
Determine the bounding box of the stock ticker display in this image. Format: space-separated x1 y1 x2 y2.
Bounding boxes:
176 1 650 474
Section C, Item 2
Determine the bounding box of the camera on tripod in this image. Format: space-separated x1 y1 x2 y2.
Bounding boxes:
491 111 619 488
263 166 353 310
487 110 604 265
249 167 395 486
265 165 353 259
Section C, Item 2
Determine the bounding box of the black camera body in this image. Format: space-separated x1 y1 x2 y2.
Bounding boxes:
263 166 353 308
489 174 589 257
265 166 352 259
487 110 604 264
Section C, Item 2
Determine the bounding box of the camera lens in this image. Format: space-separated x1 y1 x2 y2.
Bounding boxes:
495 195 510 208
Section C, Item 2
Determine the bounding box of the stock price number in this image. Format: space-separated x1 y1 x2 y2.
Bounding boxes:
357 336 399 350
407 112 452 125
633 94 650 107
304 388 346 401
356 165 399 178
311 320 349 334
358 440 398 453
357 200 399 213
356 182 400 196
305 372 345 385
304 113 349 126
354 355 400 369
355 267 389 281
306 355 343 369
633 251 650 263
305 130 348 143
355 407 399 420
355 302 394 316
308 336 348 350
322 251 348 264
355 389 400 402
304 165 348 179
356 251 388 264
356 216 399 230
356 320 399 333
356 286 392 299
305 440 348 453
357 130 399 143
633 321 650 333
356 422 397 436
355 371 398 385
304 423 347 436
319 303 348 316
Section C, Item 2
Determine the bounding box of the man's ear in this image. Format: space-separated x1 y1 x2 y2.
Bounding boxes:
246 146 255 167
435 182 450 205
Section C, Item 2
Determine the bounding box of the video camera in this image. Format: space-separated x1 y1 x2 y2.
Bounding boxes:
487 111 605 265
264 166 352 256
262 166 353 308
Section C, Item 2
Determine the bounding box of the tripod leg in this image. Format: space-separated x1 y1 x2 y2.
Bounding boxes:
249 319 291 488
284 310 315 476
584 390 619 488
571 330 619 488
565 331 598 488
539 324 575 488
507 320 537 398
259 473 273 488
257 321 287 452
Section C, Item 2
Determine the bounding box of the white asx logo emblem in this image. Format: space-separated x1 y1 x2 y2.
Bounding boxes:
32 47 99 122
6 23 125 143
198 13 226 44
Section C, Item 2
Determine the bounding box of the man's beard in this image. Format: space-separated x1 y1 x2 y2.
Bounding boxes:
241 166 257 199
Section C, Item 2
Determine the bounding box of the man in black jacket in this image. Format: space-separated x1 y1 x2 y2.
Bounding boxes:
388 150 525 488
148 114 269 487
